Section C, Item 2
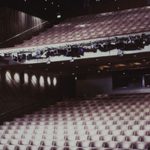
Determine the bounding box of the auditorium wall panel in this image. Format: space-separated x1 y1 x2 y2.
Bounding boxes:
76 75 113 97
0 7 45 47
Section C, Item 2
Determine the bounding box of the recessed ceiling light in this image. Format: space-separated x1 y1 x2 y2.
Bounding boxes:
134 62 141 65
115 64 126 67
57 14 61 19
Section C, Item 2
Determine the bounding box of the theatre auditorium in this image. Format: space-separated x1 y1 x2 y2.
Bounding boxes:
0 0 150 149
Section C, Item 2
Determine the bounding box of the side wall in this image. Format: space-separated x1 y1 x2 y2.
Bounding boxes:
76 70 150 97
0 7 45 47
76 75 113 97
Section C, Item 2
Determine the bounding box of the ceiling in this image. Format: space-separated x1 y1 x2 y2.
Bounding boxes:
0 0 86 21
0 0 148 49
0 0 148 21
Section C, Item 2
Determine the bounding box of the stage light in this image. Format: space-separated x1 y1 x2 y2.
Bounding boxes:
5 71 12 85
47 60 51 64
70 57 74 62
47 76 51 86
53 77 57 86
24 73 29 85
39 76 45 88
31 75 37 87
14 73 20 84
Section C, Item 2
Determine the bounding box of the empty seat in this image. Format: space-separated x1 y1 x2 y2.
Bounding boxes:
121 142 132 149
0 94 150 150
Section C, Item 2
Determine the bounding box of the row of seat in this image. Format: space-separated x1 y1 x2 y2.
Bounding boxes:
0 144 149 150
0 94 150 150
14 6 150 48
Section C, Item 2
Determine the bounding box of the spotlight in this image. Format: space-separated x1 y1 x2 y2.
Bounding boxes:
31 75 37 87
70 57 74 62
39 76 45 88
14 73 20 84
47 76 51 86
47 60 51 64
53 77 57 86
5 71 12 85
24 73 29 85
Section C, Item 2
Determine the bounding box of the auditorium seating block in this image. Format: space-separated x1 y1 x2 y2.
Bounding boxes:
0 94 149 149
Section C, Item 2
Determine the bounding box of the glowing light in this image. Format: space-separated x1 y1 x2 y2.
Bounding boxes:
57 14 61 19
39 76 45 88
53 77 57 86
5 71 12 85
14 73 20 84
24 73 29 84
31 75 37 87
47 76 51 86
